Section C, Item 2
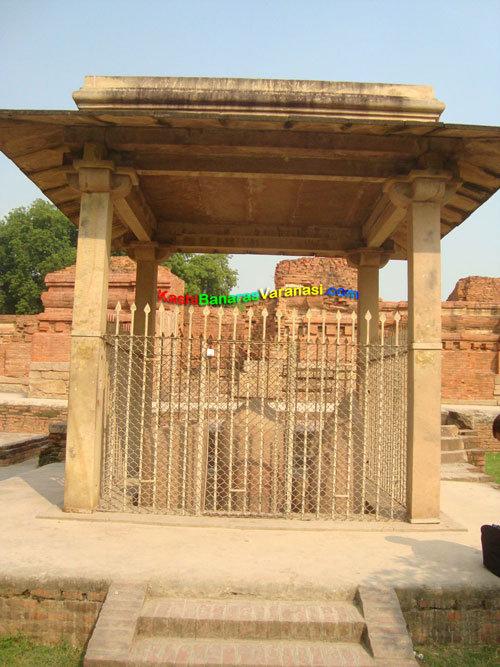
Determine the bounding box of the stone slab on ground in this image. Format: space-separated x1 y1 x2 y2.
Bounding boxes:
0 432 40 446
0 432 47 466
441 462 495 483
37 506 467 532
0 392 68 407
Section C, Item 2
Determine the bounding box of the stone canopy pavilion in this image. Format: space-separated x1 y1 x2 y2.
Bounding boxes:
1 76 499 523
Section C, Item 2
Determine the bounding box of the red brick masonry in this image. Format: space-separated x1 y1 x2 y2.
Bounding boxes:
1 259 499 434
0 578 107 648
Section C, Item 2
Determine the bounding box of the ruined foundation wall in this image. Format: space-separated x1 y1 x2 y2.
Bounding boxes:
0 577 107 648
0 315 38 393
1 259 499 410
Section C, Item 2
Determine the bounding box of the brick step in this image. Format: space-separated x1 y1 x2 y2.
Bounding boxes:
441 424 459 437
441 436 465 451
84 584 417 667
137 598 365 642
129 637 376 666
441 450 468 463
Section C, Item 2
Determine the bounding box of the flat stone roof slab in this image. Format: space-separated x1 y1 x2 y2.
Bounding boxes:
73 76 446 122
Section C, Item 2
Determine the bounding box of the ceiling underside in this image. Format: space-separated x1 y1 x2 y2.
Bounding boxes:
0 109 499 259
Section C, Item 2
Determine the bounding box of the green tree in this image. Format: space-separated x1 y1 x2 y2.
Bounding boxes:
0 199 78 314
0 198 239 314
164 253 238 297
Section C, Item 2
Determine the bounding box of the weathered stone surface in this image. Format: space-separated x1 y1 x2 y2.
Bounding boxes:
217 398 285 514
29 377 68 398
446 411 474 431
74 76 446 122
38 421 67 467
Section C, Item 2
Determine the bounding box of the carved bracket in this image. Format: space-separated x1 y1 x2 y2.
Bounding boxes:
385 170 459 208
67 160 138 200
125 241 172 263
347 247 390 269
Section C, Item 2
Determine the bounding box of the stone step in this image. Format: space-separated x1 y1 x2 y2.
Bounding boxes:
441 436 465 451
459 430 479 438
441 450 468 463
137 598 365 642
84 584 417 667
441 424 459 437
441 463 495 483
129 637 376 666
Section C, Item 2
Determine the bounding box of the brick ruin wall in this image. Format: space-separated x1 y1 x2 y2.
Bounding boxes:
0 258 499 444
0 315 39 393
0 576 497 648
447 276 500 302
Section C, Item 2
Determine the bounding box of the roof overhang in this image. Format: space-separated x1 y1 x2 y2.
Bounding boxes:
0 77 499 260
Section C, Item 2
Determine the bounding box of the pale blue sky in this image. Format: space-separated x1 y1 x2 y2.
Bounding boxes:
0 0 499 300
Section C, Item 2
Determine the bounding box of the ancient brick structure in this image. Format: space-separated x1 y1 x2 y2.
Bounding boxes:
447 276 500 302
28 257 184 398
0 578 106 647
0 257 498 447
38 421 67 467
0 315 38 393
275 257 357 291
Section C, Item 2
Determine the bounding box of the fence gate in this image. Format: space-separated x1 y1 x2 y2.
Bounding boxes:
100 304 407 520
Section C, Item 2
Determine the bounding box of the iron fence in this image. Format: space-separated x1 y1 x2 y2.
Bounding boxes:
100 304 407 520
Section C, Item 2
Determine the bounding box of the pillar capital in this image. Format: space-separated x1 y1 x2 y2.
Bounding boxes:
347 247 390 269
126 241 171 262
67 159 138 200
385 170 458 208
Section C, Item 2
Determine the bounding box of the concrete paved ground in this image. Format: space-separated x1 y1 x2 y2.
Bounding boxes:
0 455 38 481
1 461 499 597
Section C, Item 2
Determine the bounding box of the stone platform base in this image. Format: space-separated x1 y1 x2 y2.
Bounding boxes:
0 433 49 466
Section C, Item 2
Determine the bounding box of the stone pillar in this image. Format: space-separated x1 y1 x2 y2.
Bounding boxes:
388 172 456 523
347 249 389 515
129 243 160 336
125 243 168 507
63 145 132 512
348 249 389 345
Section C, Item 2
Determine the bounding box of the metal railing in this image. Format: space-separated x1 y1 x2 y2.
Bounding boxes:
100 304 407 520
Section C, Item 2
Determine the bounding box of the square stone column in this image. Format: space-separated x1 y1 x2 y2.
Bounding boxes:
388 173 456 522
348 249 389 345
348 249 389 515
64 146 133 512
125 243 167 507
129 243 160 336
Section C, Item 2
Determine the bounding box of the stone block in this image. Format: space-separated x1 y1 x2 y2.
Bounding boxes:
30 361 70 372
49 421 67 435
29 378 68 398
446 411 474 430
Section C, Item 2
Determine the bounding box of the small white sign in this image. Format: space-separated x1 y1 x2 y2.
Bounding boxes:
206 348 215 357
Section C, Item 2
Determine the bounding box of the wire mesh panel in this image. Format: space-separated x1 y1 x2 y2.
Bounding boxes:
100 304 408 520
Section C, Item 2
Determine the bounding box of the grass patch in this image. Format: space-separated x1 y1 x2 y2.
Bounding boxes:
415 645 500 666
485 452 500 484
0 635 83 666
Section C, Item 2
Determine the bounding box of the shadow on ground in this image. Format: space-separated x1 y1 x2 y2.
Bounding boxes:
366 535 492 587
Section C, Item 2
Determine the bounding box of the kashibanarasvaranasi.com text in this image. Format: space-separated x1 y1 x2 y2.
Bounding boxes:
158 285 359 305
